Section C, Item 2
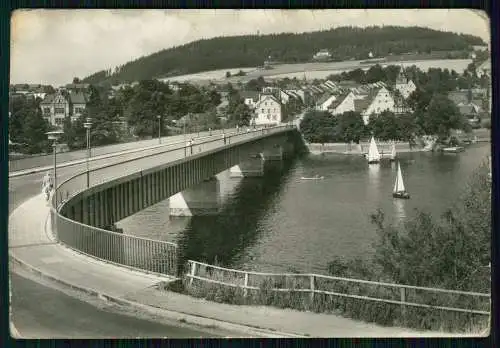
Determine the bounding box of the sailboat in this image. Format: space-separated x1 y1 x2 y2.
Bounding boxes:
366 136 381 164
393 162 410 199
389 142 397 161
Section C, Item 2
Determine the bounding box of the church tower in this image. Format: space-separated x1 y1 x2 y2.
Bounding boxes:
395 66 408 86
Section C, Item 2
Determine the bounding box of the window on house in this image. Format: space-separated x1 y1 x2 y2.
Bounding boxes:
261 108 264 113
43 107 50 114
55 107 65 114
272 115 277 120
267 109 270 113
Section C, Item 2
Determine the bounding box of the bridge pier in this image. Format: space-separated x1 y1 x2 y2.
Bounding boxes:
230 154 264 177
169 176 220 216
262 145 283 161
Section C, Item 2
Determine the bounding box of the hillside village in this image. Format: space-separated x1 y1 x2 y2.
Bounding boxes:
9 56 491 153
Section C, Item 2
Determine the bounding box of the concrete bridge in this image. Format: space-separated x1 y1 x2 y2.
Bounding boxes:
51 125 303 276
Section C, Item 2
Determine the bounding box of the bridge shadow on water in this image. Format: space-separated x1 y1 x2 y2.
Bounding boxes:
175 156 299 274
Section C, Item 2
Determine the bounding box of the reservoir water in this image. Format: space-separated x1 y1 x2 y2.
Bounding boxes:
117 143 490 274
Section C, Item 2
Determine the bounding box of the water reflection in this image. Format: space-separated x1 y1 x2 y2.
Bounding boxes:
175 157 297 271
367 163 381 201
392 198 407 225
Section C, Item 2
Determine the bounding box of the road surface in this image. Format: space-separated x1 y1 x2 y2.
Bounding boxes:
10 270 234 338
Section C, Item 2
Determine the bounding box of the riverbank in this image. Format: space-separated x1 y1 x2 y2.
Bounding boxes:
306 142 425 156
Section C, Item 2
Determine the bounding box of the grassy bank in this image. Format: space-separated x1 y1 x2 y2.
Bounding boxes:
165 262 489 333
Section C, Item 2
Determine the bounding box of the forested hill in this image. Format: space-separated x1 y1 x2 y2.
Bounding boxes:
82 26 485 85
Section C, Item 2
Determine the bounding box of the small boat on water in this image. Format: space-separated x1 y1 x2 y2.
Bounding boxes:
366 136 381 164
301 175 324 180
393 162 410 199
442 146 465 153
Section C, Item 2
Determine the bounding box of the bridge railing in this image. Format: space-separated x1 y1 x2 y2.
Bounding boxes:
50 124 296 277
185 260 490 324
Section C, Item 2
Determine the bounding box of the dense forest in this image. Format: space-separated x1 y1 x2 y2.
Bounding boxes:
82 26 484 85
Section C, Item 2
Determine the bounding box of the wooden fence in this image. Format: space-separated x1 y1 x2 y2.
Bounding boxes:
186 260 490 319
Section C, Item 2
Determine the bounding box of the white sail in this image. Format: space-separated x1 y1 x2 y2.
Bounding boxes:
390 143 397 159
367 137 381 162
393 162 406 193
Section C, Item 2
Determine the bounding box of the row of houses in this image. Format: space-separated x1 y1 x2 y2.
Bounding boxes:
306 69 416 124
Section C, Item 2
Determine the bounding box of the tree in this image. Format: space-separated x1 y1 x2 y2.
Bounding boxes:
73 77 81 84
335 111 367 143
369 160 490 291
299 111 338 144
8 95 50 153
368 111 400 141
422 94 465 139
396 112 418 146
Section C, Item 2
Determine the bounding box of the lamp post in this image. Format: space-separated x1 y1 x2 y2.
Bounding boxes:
46 130 64 199
157 115 161 144
83 118 93 188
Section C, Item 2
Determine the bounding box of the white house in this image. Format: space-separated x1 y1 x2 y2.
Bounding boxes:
315 93 338 111
328 92 356 116
354 86 395 125
395 70 417 99
253 94 282 125
476 58 491 78
313 49 331 60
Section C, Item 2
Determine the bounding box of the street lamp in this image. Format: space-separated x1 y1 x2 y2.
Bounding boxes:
183 113 190 157
46 130 64 200
83 118 93 188
157 115 161 144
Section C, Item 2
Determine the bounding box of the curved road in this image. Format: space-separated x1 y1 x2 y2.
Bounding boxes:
8 130 253 338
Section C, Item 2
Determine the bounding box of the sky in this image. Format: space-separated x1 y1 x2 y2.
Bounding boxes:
10 9 490 86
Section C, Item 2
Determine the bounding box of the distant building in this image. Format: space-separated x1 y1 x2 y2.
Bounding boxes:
253 94 282 125
315 93 337 111
313 49 331 60
472 45 488 52
40 90 88 127
476 58 491 78
40 91 71 128
328 91 356 116
353 86 395 125
394 68 417 99
69 92 88 122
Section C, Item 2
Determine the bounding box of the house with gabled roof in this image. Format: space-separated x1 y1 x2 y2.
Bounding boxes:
69 92 88 122
40 90 89 127
328 91 356 116
476 58 491 78
353 86 395 125
253 94 282 126
315 93 337 111
394 69 417 99
40 91 71 128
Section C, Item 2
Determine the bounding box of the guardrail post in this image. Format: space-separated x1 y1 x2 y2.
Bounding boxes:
243 272 249 298
310 275 315 304
400 287 406 325
189 261 196 287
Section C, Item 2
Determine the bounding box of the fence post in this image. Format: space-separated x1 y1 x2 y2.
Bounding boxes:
400 287 406 325
244 272 249 298
189 261 196 287
310 275 315 304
